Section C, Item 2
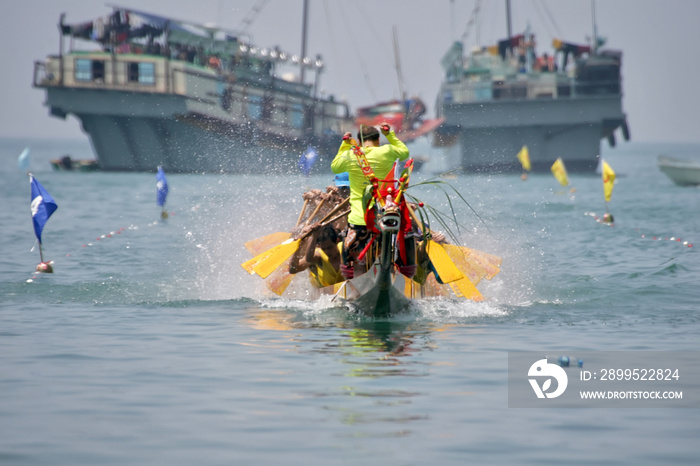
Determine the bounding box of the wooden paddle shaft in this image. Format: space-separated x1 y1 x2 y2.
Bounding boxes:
299 209 350 241
317 197 350 225
304 197 327 226
296 199 310 227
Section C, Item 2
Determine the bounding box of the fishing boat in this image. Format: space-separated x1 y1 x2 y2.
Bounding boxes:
33 6 352 173
355 98 444 144
434 0 630 173
242 155 501 317
658 155 700 186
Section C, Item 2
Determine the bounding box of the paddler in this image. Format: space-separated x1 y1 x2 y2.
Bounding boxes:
330 123 410 279
288 224 344 289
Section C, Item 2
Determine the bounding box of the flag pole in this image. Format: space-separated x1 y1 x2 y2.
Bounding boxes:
156 166 169 220
29 172 57 273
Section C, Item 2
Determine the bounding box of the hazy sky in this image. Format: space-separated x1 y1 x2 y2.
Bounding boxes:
2 0 699 143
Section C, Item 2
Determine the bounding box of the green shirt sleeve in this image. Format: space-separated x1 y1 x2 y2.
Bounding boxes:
385 131 410 161
331 140 353 174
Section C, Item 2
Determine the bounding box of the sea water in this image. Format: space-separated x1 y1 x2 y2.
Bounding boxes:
1 137 699 465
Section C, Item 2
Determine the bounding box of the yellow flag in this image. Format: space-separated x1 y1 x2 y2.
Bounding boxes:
602 160 616 202
516 145 531 171
551 157 569 187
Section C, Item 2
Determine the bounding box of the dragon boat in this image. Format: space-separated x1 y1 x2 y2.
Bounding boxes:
241 141 501 317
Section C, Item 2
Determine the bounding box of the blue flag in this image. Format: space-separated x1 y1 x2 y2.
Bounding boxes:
30 174 58 244
299 146 318 177
156 166 168 207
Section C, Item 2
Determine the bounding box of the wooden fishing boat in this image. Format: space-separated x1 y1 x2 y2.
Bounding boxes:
355 98 444 144
658 155 700 186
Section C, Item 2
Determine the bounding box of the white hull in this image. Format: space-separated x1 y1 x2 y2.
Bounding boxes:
658 155 700 186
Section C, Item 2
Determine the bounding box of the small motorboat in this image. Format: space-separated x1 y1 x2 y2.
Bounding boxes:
658 155 700 186
50 155 100 172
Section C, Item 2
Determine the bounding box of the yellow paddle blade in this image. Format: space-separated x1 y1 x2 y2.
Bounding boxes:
241 255 266 274
426 240 464 284
241 238 295 274
442 247 486 302
458 246 502 280
450 277 484 302
264 257 295 296
250 239 301 279
444 244 487 286
244 231 292 255
426 274 452 297
444 245 502 282
241 247 276 274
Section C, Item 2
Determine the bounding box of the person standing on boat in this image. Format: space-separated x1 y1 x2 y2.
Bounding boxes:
289 225 344 289
331 123 410 279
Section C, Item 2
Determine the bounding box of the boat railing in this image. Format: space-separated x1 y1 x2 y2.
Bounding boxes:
33 53 351 136
34 53 179 94
439 75 621 105
33 60 49 88
34 53 332 100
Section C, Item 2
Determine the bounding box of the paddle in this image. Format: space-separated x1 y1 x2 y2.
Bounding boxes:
301 197 327 226
262 258 296 296
244 198 328 297
405 203 467 285
242 197 347 272
423 237 484 301
242 198 350 278
258 198 328 296
449 276 484 302
406 205 485 301
243 208 350 279
443 244 501 285
244 231 293 255
296 198 310 226
243 197 315 255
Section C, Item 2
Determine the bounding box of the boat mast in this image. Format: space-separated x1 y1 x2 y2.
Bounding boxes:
392 26 408 131
392 26 406 102
591 0 599 54
450 0 455 42
505 0 512 39
300 0 309 84
58 13 65 86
